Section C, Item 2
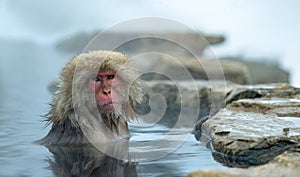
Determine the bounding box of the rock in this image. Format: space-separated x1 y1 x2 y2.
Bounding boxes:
135 56 251 85
226 83 299 103
243 151 300 177
129 80 233 127
187 151 300 177
192 116 210 141
222 58 289 84
187 171 238 177
204 109 300 167
194 83 300 168
55 31 225 56
226 88 262 104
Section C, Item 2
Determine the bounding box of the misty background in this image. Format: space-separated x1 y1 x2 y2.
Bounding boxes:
0 0 299 86
0 1 299 176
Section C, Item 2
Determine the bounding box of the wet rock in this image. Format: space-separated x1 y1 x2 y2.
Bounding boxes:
226 83 298 101
245 151 300 176
226 88 262 104
192 116 210 141
229 98 300 117
204 109 300 167
195 83 300 168
187 151 300 177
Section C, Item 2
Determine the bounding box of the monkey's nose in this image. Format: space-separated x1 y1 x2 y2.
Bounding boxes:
103 89 111 95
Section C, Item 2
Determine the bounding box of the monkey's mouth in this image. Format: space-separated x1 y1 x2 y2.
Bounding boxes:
102 102 119 106
99 102 120 112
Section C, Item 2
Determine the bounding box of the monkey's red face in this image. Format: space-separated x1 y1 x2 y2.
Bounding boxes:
89 71 122 113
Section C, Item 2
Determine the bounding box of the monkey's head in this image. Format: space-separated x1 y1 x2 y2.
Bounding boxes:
50 50 144 126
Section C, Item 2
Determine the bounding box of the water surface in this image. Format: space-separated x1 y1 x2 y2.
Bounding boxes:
0 40 226 177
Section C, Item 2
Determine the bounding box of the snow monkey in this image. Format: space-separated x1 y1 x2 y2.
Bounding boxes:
39 50 144 145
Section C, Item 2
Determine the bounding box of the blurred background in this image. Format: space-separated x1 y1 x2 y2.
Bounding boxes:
0 0 299 86
0 1 299 176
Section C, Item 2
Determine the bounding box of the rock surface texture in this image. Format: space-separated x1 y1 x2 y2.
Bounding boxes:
135 80 233 127
191 83 300 176
187 151 300 177
222 58 290 84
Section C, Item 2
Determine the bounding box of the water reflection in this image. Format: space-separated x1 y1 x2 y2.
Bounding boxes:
42 126 226 177
0 38 226 177
46 144 137 177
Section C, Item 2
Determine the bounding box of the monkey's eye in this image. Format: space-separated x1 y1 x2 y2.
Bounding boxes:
107 75 115 80
95 76 102 82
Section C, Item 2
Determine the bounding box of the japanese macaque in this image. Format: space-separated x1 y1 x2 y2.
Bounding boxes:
39 50 144 145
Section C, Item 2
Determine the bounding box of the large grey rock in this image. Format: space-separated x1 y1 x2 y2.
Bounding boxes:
194 83 300 168
187 151 300 177
190 84 300 176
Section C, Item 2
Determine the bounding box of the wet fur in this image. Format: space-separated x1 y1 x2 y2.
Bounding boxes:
39 50 144 145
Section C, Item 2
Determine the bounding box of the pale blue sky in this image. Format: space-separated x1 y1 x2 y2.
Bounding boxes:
0 0 299 85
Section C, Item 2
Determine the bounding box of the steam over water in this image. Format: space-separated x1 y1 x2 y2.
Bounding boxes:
1 0 299 86
0 1 299 176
